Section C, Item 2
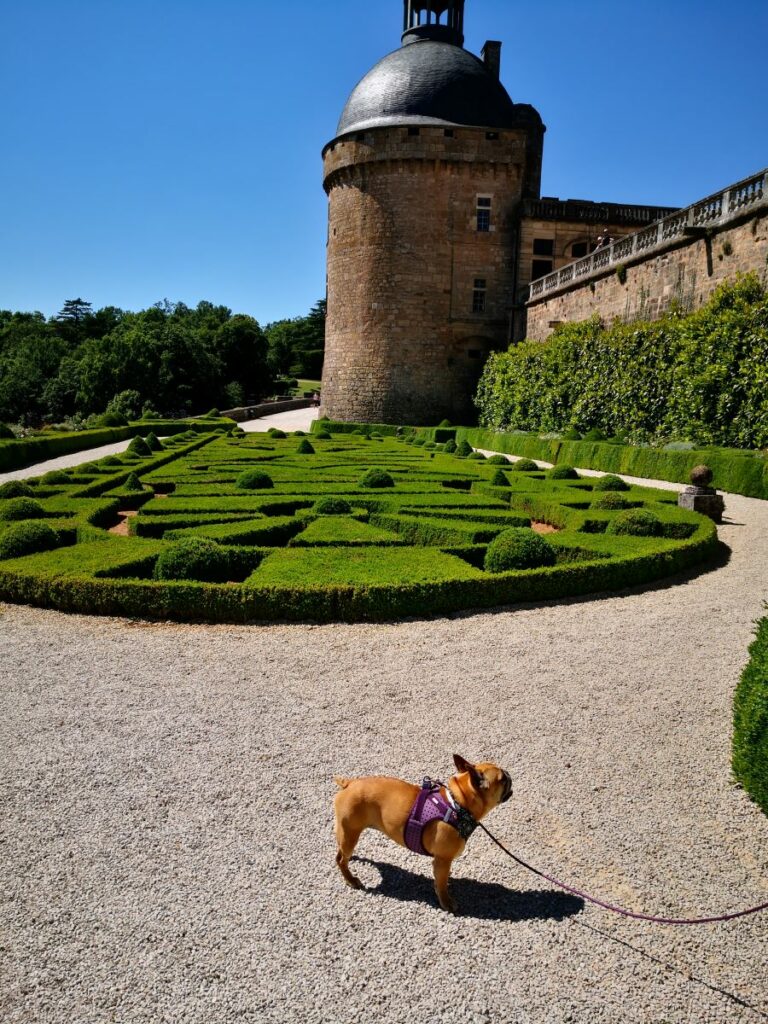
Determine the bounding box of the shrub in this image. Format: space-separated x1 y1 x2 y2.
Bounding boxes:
455 440 473 458
141 407 161 420
438 419 452 428
144 432 163 452
424 442 436 450
468 452 486 461
549 464 578 480
0 481 35 499
593 492 629 510
153 538 230 582
314 431 331 440
490 469 510 487
124 473 145 493
313 497 353 515
294 430 306 437
0 497 46 521
606 509 662 537
484 528 557 573
359 468 395 488
100 455 123 467
563 428 582 441
583 428 606 441
593 473 629 491
733 616 768 814
511 458 539 472
297 439 315 454
0 424 15 440
40 470 70 485
0 521 58 559
94 412 129 428
127 436 152 457
236 469 274 490
203 408 220 419
267 428 287 439
487 454 510 465
74 461 99 475
443 439 457 454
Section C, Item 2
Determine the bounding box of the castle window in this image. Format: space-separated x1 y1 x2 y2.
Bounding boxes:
476 197 492 232
444 129 455 138
472 279 487 313
571 241 589 259
533 238 554 256
408 126 420 136
531 259 553 280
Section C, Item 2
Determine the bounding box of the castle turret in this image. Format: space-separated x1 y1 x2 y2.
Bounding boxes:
321 0 544 425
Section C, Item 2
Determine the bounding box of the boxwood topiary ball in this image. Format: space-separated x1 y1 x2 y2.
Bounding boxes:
297 439 315 454
443 439 457 454
455 440 473 458
468 452 486 461
593 473 629 491
124 472 145 493
487 454 510 465
294 430 306 437
236 469 274 490
0 423 15 440
0 480 35 499
314 431 331 440
606 509 662 536
0 521 58 559
484 528 557 573
490 469 510 487
512 458 538 472
593 491 629 510
549 464 578 480
153 538 230 582
144 432 163 452
268 428 287 439
40 470 70 485
359 468 395 488
0 497 47 521
128 436 152 457
74 462 99 475
313 497 353 515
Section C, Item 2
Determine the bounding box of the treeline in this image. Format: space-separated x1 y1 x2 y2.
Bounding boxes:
476 276 768 450
0 297 325 427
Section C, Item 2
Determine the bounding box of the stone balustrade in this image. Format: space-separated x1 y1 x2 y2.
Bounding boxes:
528 168 767 303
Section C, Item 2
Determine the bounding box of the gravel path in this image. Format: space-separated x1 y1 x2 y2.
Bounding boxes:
240 408 320 433
0 440 135 485
2 445 768 1022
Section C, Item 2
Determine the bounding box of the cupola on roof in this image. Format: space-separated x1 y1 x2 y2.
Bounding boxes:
334 0 542 138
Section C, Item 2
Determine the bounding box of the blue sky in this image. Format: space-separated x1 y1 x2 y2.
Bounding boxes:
2 0 766 324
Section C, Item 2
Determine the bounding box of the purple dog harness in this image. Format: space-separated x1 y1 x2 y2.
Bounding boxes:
404 778 477 856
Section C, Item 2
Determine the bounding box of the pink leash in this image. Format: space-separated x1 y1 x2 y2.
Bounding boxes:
477 822 768 925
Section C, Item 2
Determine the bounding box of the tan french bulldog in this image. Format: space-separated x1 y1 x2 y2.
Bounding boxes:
333 754 512 913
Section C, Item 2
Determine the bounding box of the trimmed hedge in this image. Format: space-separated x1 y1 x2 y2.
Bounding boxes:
0 521 59 560
455 427 768 500
0 418 234 473
733 615 768 815
484 529 556 572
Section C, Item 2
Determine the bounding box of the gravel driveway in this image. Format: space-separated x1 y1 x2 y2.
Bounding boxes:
2 463 768 1021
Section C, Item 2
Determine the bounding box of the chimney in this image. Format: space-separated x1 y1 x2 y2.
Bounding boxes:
481 40 501 79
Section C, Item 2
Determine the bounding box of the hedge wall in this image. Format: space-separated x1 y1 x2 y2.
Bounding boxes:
476 277 768 450
454 428 768 500
733 615 768 815
0 419 234 474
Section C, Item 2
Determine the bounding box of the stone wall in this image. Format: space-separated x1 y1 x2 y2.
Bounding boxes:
526 170 768 341
321 123 542 425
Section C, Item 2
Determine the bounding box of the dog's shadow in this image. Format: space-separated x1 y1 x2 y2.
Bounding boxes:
353 857 583 922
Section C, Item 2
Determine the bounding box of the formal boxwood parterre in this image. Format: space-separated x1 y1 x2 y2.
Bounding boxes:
733 614 768 815
0 430 719 623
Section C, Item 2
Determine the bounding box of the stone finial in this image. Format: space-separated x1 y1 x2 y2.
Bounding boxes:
690 464 714 487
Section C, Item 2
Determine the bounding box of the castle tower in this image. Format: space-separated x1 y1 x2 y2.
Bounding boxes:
321 0 545 425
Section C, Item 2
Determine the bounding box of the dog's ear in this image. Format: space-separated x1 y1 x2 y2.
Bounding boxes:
453 754 484 790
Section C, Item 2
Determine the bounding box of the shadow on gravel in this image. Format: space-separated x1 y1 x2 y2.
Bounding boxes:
355 857 583 921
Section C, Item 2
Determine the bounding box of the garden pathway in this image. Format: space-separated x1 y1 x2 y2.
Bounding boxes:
1 434 768 1023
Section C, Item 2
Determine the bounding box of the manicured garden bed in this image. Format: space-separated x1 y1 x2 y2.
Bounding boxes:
0 431 718 623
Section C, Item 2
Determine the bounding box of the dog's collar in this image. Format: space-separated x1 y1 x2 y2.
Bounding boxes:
438 778 478 841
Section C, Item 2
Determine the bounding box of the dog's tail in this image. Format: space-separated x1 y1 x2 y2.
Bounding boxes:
333 776 352 789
